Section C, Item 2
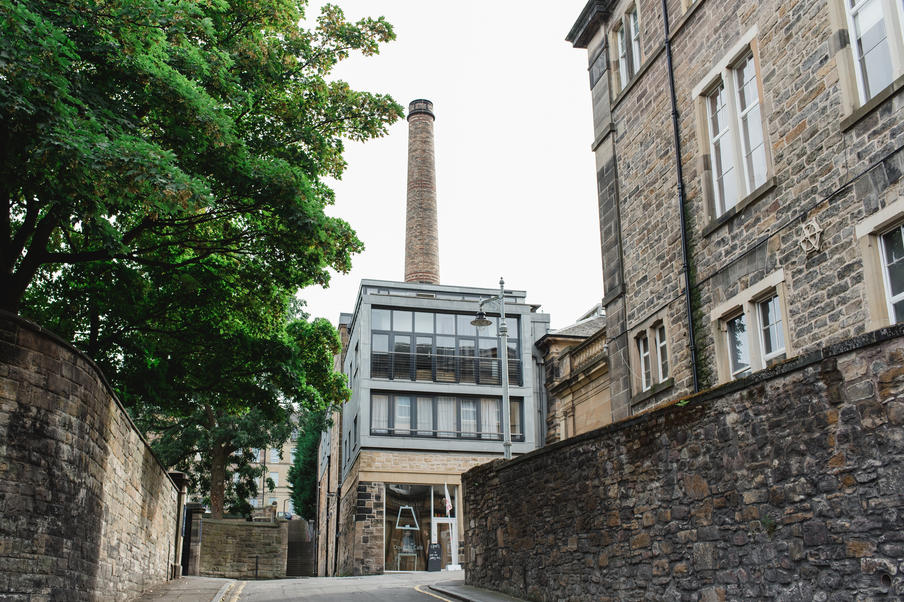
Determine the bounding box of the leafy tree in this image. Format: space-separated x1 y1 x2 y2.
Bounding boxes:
288 407 331 520
2 0 397 517
1 0 402 312
134 305 350 518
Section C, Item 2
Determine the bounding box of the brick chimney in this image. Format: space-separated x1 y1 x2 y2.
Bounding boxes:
404 99 440 284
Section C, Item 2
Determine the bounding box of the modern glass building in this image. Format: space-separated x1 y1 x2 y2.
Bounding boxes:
318 279 549 575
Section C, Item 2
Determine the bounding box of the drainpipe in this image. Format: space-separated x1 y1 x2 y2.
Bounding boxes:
661 0 699 393
333 484 341 576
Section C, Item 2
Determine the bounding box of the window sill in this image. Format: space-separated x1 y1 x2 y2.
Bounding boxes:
630 377 674 406
702 176 777 237
840 73 904 132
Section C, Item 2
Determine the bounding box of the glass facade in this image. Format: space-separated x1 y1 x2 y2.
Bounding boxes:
371 308 521 385
384 484 458 571
371 392 524 441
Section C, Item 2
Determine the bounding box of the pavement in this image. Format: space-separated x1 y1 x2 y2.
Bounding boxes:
133 576 234 602
133 574 528 602
429 580 527 602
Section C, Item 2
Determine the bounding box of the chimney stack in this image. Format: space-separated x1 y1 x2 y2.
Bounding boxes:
404 99 440 284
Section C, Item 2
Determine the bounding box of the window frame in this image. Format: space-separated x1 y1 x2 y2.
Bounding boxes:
637 332 652 391
610 4 642 95
368 391 525 442
369 307 522 386
629 314 672 398
711 270 791 383
655 324 669 381
879 222 904 322
692 30 773 222
756 293 786 362
725 311 751 379
843 0 904 103
855 199 904 329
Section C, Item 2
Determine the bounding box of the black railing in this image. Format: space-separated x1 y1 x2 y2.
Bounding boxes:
371 352 522 386
369 427 525 441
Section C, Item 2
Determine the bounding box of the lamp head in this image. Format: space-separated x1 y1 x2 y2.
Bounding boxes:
471 311 492 327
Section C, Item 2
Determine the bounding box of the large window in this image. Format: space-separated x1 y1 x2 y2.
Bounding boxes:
844 0 904 103
370 392 524 441
370 308 521 385
881 222 904 322
704 51 769 216
611 5 642 94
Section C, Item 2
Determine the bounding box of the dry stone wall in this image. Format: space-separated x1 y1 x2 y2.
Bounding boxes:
0 312 178 601
463 327 904 601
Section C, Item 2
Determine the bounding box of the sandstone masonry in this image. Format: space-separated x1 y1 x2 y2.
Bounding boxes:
404 99 440 285
569 0 904 419
0 312 179 601
198 519 288 579
463 327 904 601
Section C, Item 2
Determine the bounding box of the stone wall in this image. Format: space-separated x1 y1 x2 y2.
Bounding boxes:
0 312 178 601
198 519 288 579
463 328 904 601
336 458 361 576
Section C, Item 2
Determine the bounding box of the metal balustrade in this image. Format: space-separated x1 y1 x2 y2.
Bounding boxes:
370 352 522 386
369 427 525 441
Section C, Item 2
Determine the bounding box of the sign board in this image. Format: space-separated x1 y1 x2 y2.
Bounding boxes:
427 543 442 572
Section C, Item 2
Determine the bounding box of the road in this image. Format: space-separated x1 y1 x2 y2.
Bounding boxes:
226 571 463 602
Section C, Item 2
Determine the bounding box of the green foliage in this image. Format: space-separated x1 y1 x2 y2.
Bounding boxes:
1 0 403 312
2 0 396 517
682 190 714 390
288 407 331 519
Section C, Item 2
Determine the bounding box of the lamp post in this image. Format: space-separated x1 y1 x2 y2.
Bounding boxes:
471 277 512 460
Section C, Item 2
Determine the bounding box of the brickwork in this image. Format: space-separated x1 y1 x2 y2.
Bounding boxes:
198 519 288 579
404 99 440 284
464 327 904 601
0 312 178 601
572 0 904 416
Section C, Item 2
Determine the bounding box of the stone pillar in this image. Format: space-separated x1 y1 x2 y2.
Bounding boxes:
404 99 440 284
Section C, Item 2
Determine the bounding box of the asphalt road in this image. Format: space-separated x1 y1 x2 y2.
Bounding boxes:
227 572 462 602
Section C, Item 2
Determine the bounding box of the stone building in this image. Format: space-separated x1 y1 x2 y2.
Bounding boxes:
536 304 610 444
315 100 550 576
246 433 299 517
567 0 904 418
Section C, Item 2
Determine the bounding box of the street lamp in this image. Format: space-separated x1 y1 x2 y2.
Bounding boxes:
471 277 512 460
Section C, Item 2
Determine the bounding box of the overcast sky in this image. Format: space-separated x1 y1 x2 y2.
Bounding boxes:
302 0 601 330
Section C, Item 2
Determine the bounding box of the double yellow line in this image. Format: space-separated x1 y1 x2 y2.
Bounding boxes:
223 580 246 602
414 584 454 601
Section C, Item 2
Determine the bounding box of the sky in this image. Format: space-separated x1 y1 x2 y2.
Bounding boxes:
301 0 602 330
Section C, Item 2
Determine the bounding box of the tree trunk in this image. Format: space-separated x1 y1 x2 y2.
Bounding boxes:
209 443 228 519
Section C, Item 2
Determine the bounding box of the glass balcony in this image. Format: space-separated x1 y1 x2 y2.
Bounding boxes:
371 352 522 386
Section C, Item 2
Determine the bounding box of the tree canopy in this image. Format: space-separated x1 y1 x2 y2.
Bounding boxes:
2 0 400 517
288 407 330 520
1 0 402 312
